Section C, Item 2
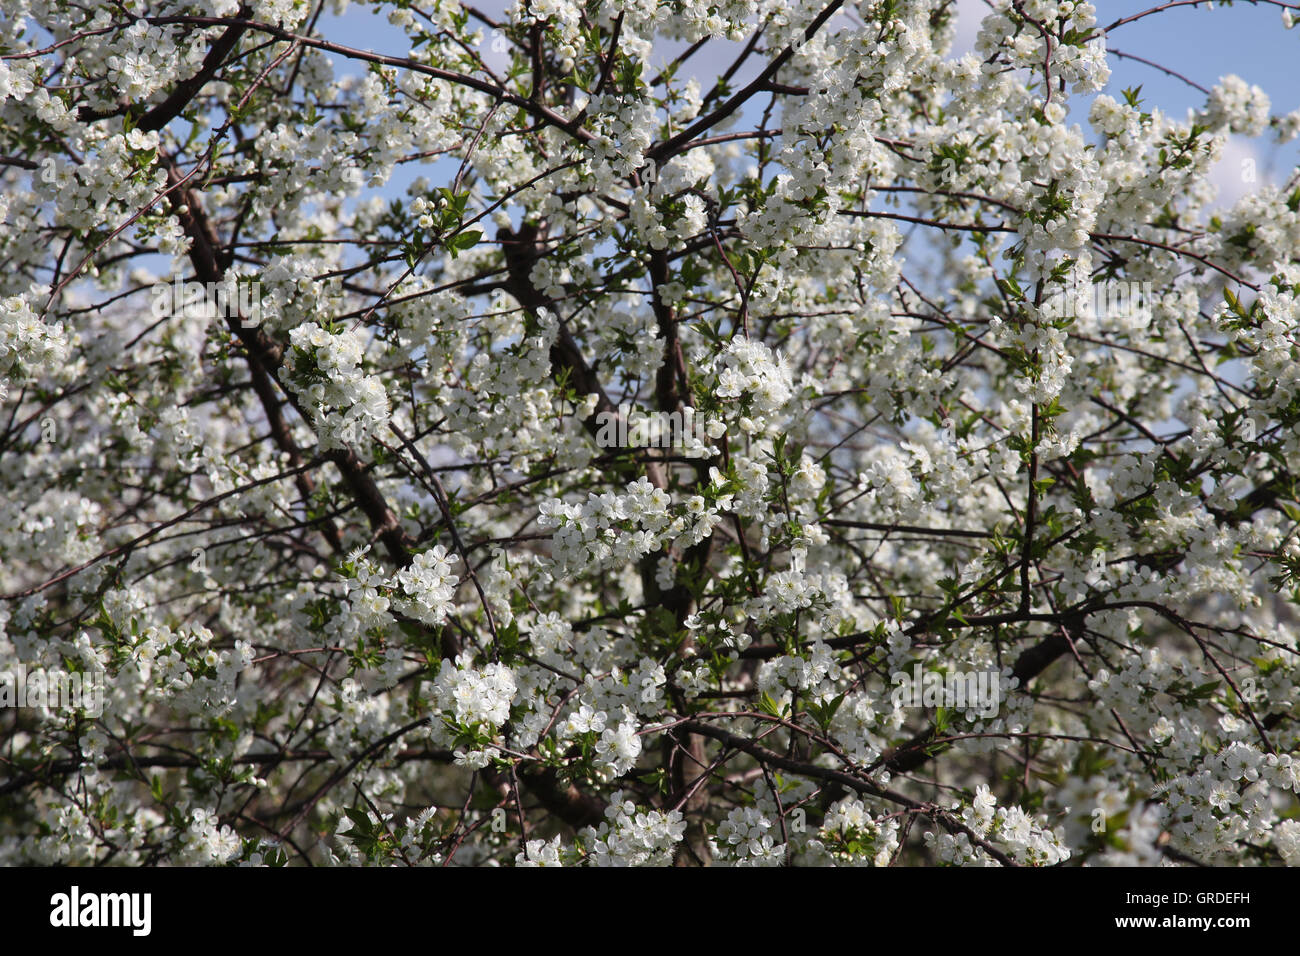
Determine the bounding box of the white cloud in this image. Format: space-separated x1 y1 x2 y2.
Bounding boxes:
950 0 992 57
1208 134 1270 209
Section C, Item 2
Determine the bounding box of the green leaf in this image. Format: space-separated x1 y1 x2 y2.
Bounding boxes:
446 229 482 259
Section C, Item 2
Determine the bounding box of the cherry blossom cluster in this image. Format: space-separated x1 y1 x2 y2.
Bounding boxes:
2 0 1299 868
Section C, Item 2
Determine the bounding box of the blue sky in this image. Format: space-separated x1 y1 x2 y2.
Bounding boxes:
951 0 1300 203
318 0 1300 209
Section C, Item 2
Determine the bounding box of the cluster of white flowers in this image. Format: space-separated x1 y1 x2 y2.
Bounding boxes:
3 0 1299 869
431 656 518 733
0 293 73 388
593 718 643 779
712 806 785 866
586 93 658 180
516 835 565 866
579 793 687 866
756 639 836 701
818 798 902 866
957 785 1071 866
1275 820 1300 866
708 338 798 436
283 322 391 451
178 808 243 866
391 545 460 627
1203 75 1272 136
538 476 673 574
